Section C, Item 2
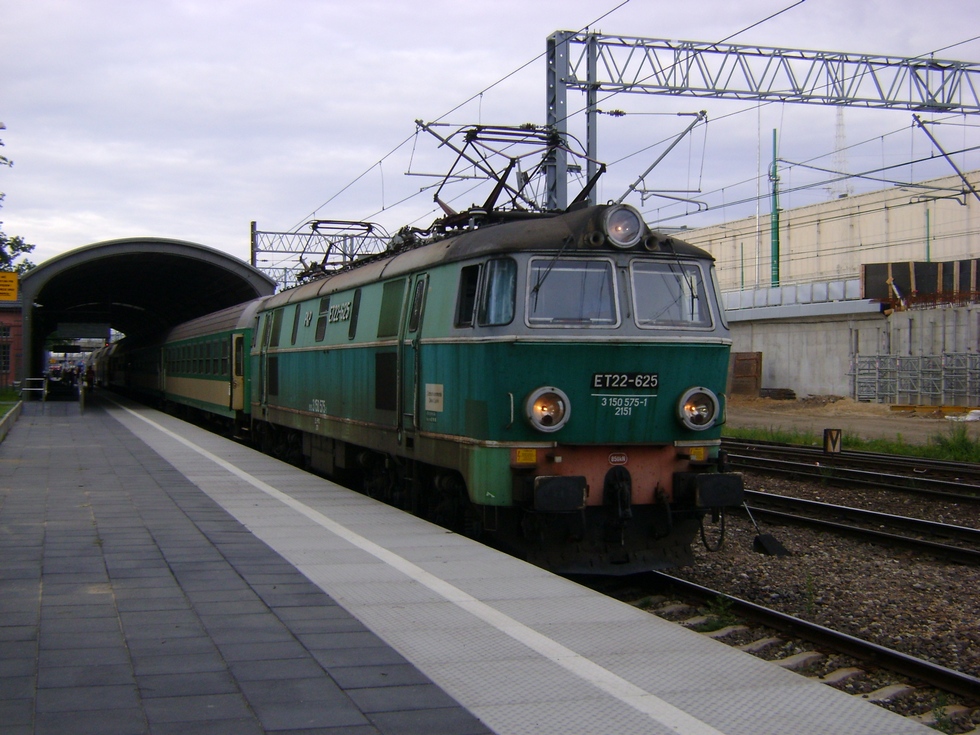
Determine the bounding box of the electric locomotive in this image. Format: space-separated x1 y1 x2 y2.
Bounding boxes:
244 201 742 573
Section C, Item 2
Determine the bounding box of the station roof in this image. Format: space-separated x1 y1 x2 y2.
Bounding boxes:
19 238 276 373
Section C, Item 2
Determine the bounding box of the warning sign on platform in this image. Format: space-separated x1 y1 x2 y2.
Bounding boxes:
0 272 18 301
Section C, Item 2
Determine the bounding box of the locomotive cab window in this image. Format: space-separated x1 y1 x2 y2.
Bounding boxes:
478 258 516 326
408 275 427 333
526 258 619 327
630 261 713 329
454 264 481 327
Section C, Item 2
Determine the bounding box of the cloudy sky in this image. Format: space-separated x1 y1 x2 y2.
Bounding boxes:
2 0 978 273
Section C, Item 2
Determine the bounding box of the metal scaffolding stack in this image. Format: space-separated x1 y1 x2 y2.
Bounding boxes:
854 353 980 406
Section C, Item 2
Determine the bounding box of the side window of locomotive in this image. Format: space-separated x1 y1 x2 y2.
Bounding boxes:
348 289 361 340
408 276 427 333
527 258 618 326
455 264 481 327
630 261 713 328
315 297 330 342
258 313 271 350
709 265 730 329
478 258 516 326
290 303 302 345
267 357 279 397
269 308 284 347
377 279 406 338
251 316 260 348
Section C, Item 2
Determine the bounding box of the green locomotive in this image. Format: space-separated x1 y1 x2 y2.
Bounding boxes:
108 202 742 573
249 202 740 572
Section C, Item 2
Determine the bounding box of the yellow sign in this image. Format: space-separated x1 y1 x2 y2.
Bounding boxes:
0 272 17 301
688 446 709 462
514 448 538 465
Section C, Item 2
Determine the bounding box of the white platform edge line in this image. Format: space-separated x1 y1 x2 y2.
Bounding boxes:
110 400 726 735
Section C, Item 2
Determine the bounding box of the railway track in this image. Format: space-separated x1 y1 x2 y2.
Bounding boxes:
583 571 980 730
646 571 980 702
743 490 980 564
722 439 980 503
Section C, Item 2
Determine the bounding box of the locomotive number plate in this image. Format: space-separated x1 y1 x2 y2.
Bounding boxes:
591 372 659 390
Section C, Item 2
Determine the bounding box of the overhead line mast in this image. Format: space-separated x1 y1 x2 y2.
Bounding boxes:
546 32 980 210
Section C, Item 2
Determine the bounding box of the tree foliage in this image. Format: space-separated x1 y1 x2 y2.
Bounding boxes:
0 125 37 274
0 225 35 274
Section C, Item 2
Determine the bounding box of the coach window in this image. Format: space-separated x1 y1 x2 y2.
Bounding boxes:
478 258 516 326
454 264 481 327
527 258 618 326
234 336 245 377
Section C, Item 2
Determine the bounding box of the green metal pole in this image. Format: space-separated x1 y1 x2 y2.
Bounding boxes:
925 207 931 262
769 129 780 286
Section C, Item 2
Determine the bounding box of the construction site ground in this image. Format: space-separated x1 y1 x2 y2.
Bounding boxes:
726 395 980 446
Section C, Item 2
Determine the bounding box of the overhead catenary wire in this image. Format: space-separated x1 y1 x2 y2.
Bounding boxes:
292 0 810 231
290 1 635 233
643 108 980 227
289 3 979 243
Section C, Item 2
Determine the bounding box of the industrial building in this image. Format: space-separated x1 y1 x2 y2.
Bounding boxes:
683 169 980 405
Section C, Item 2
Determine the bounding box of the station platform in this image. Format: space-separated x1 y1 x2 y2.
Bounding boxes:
0 394 933 735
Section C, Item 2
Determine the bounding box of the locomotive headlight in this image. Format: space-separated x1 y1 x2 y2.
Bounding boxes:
677 387 720 431
525 386 571 433
603 205 644 249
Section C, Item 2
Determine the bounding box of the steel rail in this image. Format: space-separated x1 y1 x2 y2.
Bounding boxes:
723 438 980 481
647 571 980 700
743 491 980 564
745 490 980 546
723 445 980 503
745 508 980 565
722 437 980 475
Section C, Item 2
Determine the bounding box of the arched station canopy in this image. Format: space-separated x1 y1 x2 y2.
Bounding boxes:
20 237 276 378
